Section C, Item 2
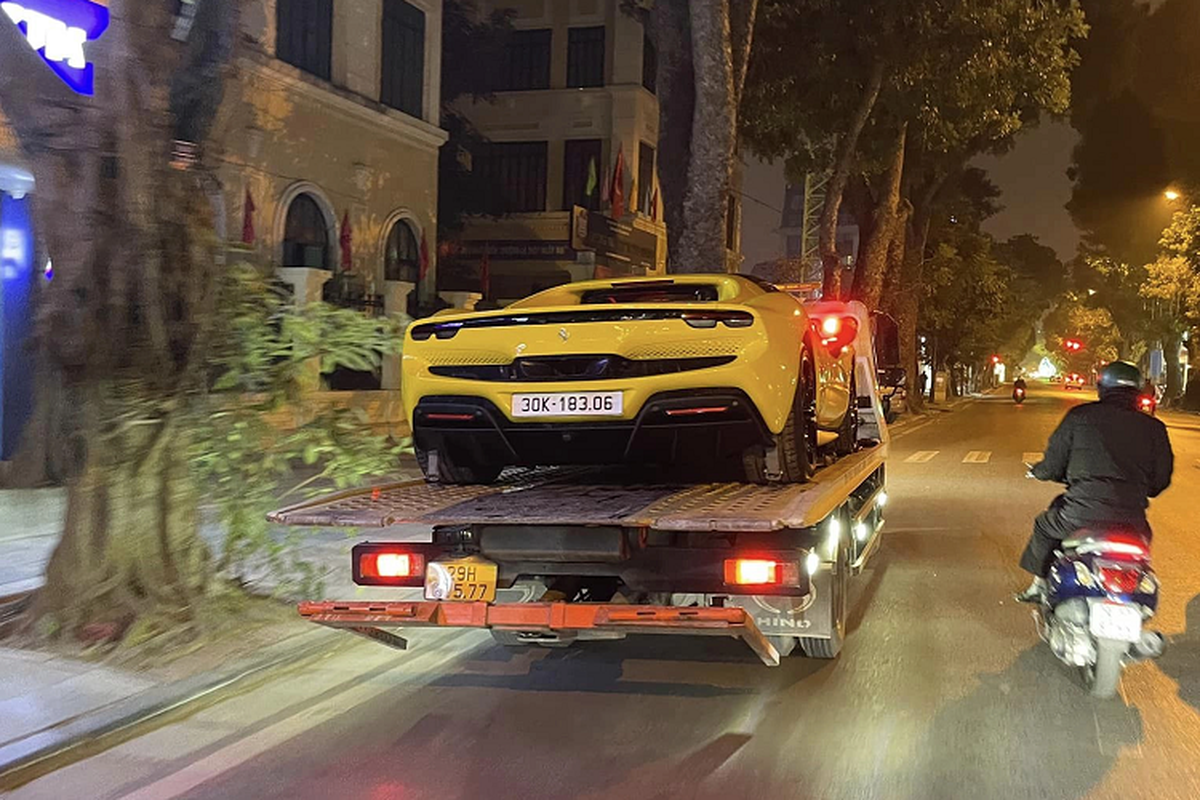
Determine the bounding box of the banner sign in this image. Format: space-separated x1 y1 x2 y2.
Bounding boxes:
2 0 109 96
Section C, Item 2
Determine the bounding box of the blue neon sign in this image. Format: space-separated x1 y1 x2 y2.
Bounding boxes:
1 0 109 96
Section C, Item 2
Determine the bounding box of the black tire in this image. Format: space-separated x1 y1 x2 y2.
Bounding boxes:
415 445 503 485
800 517 849 659
490 630 530 648
1086 638 1126 699
743 346 818 484
835 372 859 456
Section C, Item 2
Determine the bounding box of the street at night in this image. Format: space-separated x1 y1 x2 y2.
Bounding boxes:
5 383 1198 800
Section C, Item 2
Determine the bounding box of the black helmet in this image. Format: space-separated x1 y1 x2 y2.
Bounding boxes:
1097 361 1142 396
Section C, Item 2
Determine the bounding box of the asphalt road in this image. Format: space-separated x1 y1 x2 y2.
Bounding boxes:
12 383 1200 800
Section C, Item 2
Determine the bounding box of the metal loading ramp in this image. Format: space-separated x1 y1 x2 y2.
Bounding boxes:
268 442 885 532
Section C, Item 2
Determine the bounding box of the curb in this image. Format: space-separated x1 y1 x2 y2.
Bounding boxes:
0 627 343 790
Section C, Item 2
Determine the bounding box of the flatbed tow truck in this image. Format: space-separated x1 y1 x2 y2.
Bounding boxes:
275 302 893 666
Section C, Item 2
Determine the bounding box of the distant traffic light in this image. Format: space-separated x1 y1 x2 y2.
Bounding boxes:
991 355 1001 364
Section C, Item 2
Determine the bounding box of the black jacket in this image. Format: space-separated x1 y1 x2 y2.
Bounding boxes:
1033 397 1174 522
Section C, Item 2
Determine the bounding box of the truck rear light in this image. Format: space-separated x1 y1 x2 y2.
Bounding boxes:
810 314 859 354
356 547 425 586
724 558 802 587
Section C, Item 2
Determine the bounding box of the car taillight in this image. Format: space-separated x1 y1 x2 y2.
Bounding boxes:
810 315 858 354
682 311 755 329
1098 566 1141 595
355 547 425 585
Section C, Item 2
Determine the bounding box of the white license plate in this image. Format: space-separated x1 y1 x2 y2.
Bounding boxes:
1089 602 1142 643
512 391 623 418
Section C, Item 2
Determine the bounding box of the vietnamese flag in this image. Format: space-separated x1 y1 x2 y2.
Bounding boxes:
418 231 430 282
610 145 626 220
339 211 353 270
241 188 256 244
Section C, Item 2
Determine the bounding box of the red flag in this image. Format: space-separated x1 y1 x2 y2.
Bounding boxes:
241 188 256 244
419 231 430 282
339 211 353 271
649 185 659 222
610 145 626 220
480 252 491 298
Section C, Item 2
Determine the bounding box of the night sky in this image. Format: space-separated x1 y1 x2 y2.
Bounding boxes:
973 121 1082 261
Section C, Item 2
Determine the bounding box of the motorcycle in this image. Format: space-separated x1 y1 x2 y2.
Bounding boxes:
1138 393 1157 416
1013 386 1026 404
1035 530 1165 698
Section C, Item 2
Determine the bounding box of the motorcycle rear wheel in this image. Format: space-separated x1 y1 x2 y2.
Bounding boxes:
1086 638 1126 699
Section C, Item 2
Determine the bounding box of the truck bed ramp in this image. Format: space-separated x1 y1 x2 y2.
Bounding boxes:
269 442 885 532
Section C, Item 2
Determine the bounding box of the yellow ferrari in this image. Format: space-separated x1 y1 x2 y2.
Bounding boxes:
402 275 857 484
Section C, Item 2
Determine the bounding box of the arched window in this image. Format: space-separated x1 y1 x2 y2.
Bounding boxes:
384 219 419 282
282 193 330 269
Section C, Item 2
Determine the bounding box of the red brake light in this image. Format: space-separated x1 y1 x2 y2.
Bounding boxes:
811 315 858 354
724 559 780 585
358 549 424 581
1098 566 1141 594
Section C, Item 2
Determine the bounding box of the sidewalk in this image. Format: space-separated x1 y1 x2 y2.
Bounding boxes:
0 462 432 783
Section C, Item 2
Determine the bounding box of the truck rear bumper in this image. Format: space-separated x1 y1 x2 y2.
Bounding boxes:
298 600 781 666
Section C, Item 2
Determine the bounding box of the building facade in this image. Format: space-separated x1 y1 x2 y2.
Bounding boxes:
221 0 449 397
450 0 667 302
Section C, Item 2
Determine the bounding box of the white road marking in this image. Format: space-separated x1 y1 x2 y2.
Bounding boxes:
962 451 992 463
1023 452 1044 464
904 451 939 463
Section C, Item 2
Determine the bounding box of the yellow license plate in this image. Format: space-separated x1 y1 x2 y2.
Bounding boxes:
424 556 498 603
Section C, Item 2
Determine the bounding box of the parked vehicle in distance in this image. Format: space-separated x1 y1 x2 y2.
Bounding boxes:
403 275 857 485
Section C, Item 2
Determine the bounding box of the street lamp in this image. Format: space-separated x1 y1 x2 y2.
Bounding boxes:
1165 189 1182 202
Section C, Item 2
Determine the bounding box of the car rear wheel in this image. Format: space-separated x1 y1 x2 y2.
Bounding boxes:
415 446 503 485
743 345 817 483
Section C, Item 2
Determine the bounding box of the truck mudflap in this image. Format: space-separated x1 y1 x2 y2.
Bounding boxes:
298 600 781 667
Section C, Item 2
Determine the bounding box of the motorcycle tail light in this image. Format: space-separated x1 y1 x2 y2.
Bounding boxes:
1098 566 1141 595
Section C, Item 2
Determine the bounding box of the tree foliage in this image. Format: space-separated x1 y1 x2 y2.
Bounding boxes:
1068 0 1200 264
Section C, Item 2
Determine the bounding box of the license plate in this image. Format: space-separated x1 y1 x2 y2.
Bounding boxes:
512 391 623 418
424 556 498 603
1089 602 1142 643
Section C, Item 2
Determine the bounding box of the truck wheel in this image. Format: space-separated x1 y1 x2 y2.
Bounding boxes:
743 345 817 483
416 446 503 485
834 373 859 456
800 521 849 659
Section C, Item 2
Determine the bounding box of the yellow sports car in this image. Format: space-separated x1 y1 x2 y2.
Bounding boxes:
402 275 857 484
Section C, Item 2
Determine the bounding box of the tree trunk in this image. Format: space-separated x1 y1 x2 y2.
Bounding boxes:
1 2 239 635
29 416 209 635
820 62 885 299
852 122 907 309
652 0 694 269
676 0 738 272
892 211 932 413
1164 332 1183 402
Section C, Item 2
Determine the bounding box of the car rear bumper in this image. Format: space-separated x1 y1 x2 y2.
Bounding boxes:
413 389 773 467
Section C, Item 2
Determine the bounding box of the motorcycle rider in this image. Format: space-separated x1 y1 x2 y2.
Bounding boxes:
1013 376 1027 398
1017 361 1174 602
